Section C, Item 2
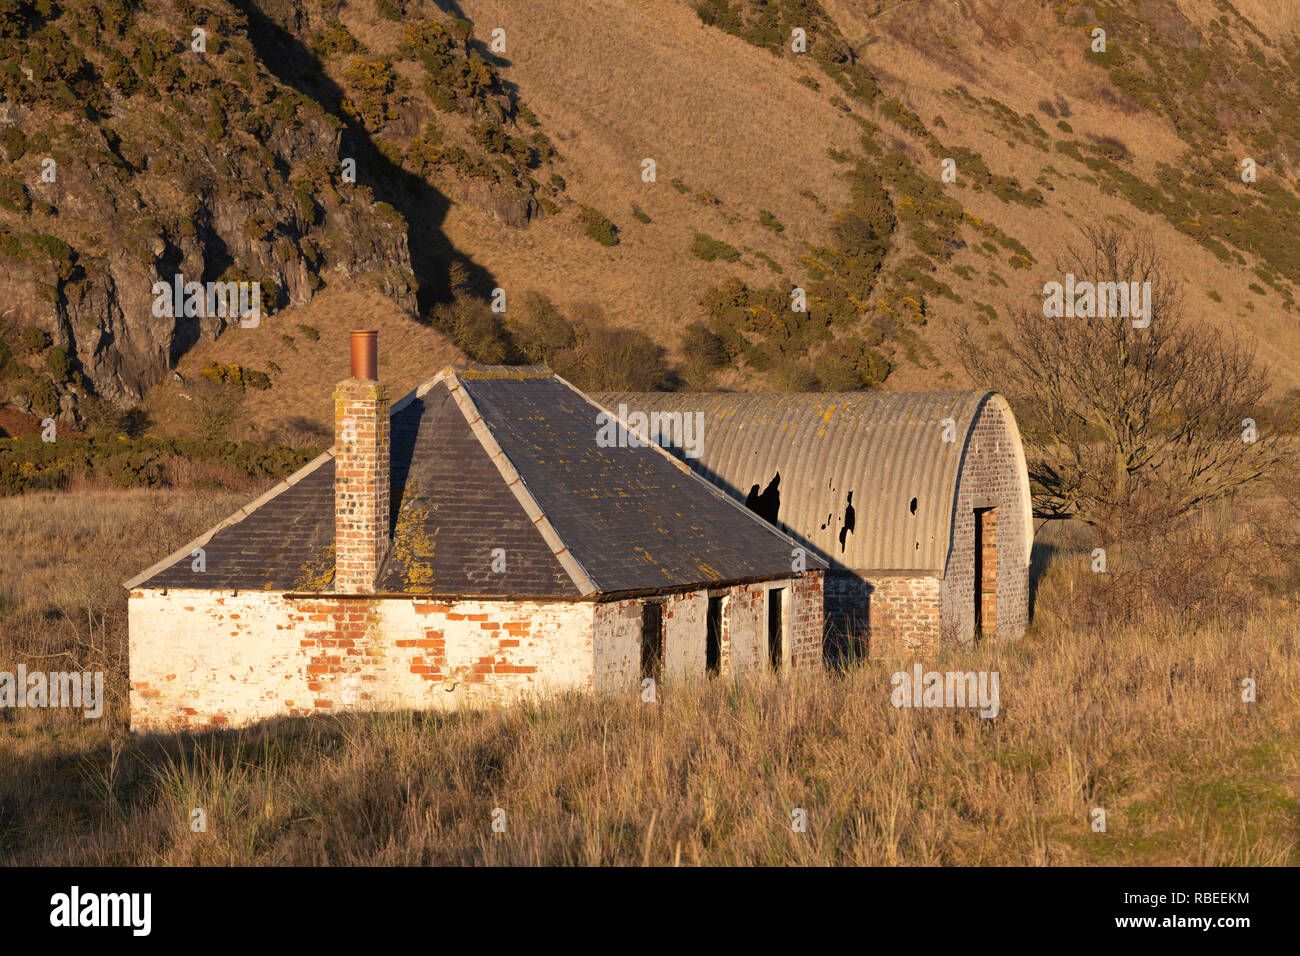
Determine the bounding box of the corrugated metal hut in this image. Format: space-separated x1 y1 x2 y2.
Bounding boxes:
593 391 1032 656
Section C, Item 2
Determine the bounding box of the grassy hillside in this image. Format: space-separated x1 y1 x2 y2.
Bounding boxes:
5 0 1300 432
140 285 464 440
439 0 1300 393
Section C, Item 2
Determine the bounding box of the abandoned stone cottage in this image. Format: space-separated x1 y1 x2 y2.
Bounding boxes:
595 391 1032 655
125 334 825 732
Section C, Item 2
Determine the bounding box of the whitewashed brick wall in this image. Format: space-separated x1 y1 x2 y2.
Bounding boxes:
131 572 825 730
129 591 594 731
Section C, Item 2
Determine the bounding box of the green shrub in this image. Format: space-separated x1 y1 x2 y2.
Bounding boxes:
45 346 70 381
28 377 59 417
759 209 784 233
297 324 320 341
244 214 275 241
0 176 29 213
292 180 319 227
691 232 740 262
631 204 651 224
679 322 727 384
0 126 26 161
768 357 819 391
20 326 51 353
313 22 361 56
814 335 891 390
578 205 619 246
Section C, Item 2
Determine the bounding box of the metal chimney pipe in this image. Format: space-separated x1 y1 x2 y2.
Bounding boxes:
350 330 378 380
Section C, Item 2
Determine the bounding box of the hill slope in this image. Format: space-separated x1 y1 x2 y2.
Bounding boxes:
2 0 1300 435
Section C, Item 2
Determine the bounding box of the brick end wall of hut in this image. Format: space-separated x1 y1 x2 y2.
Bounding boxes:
940 400 1030 645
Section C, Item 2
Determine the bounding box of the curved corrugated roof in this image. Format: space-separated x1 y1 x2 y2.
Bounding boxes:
592 391 1030 575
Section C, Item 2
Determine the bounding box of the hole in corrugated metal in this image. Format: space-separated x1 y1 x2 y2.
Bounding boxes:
909 497 918 515
838 491 855 553
745 472 781 525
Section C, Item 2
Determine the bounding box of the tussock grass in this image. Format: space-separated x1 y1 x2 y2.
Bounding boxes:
1 489 1298 865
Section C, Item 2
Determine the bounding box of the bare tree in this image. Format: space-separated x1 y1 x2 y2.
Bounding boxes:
960 223 1279 529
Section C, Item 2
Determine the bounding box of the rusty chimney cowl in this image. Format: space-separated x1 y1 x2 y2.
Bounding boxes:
350 330 378 380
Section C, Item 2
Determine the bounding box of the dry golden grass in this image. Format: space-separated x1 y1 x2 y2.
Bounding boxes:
443 0 863 335
1 487 1297 865
411 0 1300 393
111 0 1300 400
849 0 1300 393
0 489 248 676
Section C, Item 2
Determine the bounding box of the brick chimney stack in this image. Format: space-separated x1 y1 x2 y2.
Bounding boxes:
334 330 389 592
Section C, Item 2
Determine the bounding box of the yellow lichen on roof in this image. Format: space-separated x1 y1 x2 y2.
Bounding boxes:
390 479 436 589
292 542 335 592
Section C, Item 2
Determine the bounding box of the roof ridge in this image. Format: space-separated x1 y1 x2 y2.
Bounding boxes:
442 372 601 597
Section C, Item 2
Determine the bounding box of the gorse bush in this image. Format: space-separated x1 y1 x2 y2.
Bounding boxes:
678 322 727 387
578 206 619 246
342 57 397 129
695 0 878 104
200 362 272 393
814 335 890 390
0 434 317 495
690 232 740 262
44 346 71 381
19 326 51 353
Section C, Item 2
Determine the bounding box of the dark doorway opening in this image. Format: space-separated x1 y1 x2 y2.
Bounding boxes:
706 595 723 675
768 588 785 671
641 602 664 680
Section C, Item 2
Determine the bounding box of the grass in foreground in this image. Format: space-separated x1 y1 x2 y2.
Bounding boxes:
0 489 1297 865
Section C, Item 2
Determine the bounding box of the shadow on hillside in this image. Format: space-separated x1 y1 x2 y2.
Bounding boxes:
433 1 514 70
231 0 498 310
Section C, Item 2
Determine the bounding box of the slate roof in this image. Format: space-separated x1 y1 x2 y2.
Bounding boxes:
127 367 822 598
